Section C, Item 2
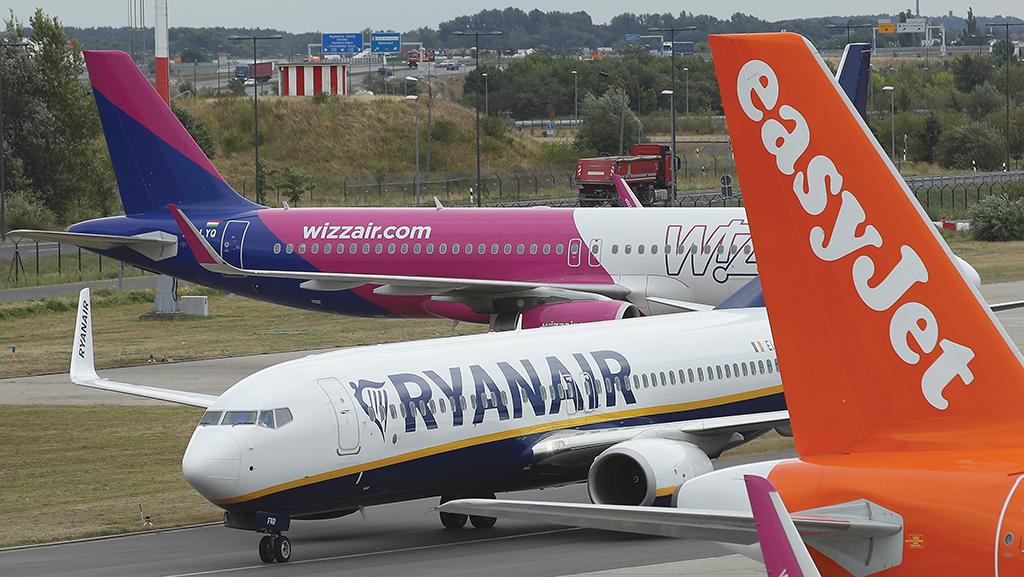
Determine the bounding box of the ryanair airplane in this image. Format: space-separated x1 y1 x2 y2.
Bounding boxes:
70 286 787 563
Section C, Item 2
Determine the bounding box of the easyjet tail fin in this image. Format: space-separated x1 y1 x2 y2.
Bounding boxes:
84 51 258 215
710 33 1024 455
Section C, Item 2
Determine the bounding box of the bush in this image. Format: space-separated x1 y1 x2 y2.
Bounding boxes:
430 119 459 143
971 194 1024 241
935 121 1003 170
171 101 216 158
5 191 57 231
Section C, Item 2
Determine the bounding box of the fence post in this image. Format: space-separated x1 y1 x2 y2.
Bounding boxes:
99 252 102 274
58 242 61 276
344 178 348 200
78 247 82 280
495 174 502 199
533 173 538 195
35 241 39 277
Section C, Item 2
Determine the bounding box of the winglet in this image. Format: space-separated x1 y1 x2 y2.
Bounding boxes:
744 475 821 577
168 204 235 273
612 175 642 208
71 288 100 383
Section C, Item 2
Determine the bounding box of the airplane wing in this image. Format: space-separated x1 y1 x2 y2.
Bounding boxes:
612 175 642 207
529 409 789 467
437 498 900 545
646 297 714 312
9 229 178 261
168 204 630 300
745 474 822 577
70 288 216 408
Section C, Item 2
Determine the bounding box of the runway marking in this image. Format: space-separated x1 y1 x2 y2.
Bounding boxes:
161 527 582 576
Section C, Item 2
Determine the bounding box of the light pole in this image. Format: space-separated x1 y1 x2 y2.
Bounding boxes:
988 22 1024 171
405 94 421 207
571 70 578 125
407 75 432 185
228 34 282 204
683 67 689 115
883 85 895 164
482 72 489 115
648 25 696 206
450 29 503 207
661 89 676 190
0 40 29 240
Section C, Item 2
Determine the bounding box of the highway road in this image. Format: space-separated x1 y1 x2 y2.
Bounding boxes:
0 451 785 577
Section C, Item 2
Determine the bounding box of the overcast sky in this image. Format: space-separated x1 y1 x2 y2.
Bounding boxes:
5 1 1021 32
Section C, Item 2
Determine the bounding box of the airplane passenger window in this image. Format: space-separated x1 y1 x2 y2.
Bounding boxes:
688 368 694 382
500 391 508 405
570 243 579 254
758 360 765 374
388 243 396 254
223 411 258 425
390 405 397 419
311 243 319 254
275 408 293 427
299 243 307 254
543 244 551 255
419 400 427 414
530 244 538 255
375 243 383 254
362 243 371 254
439 243 448 255
665 245 672 254
413 244 422 254
724 364 731 378
426 243 435 254
286 243 294 254
477 243 486 254
491 243 499 255
660 372 667 386
642 374 649 388
624 245 632 254
451 243 460 255
273 243 281 255
677 244 686 254
744 245 752 254
258 410 275 429
471 395 477 409
428 400 436 413
200 410 223 425
638 244 645 255
439 399 447 414
338 243 346 254
651 244 658 254
504 244 513 255
540 387 548 401
462 244 471 255
349 243 357 254
633 375 640 389
742 363 749 376
611 245 619 254
400 244 409 254
749 361 756 375
690 245 698 254
324 243 332 255
774 359 780 372
517 244 525 255
697 367 704 382
717 245 724 254
399 404 407 418
767 359 774 373
678 369 685 384
733 363 740 377
592 243 600 254
716 365 723 380
556 244 565 255
709 366 717 380
729 245 738 254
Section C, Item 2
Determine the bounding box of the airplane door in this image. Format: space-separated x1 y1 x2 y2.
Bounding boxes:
317 377 361 455
588 239 603 267
997 475 1024 574
568 238 583 268
221 220 249 268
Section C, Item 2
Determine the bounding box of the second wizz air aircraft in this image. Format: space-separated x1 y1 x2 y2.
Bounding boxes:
13 47 883 330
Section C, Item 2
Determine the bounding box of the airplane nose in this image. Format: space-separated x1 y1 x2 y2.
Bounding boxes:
182 427 241 501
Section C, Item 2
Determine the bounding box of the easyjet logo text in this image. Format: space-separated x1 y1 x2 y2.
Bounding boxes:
736 58 974 410
302 222 432 241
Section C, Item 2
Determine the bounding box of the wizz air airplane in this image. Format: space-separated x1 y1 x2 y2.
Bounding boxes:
440 33 1024 576
70 282 788 563
12 48 881 330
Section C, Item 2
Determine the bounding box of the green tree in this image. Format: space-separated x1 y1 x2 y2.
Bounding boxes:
227 78 246 96
575 88 640 155
952 54 994 93
271 166 315 207
935 121 1004 170
965 82 1003 117
170 101 215 158
919 112 941 163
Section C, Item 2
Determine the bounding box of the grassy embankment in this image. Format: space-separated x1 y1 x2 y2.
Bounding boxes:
180 95 576 207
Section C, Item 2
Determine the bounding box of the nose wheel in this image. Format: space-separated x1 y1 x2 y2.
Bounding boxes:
258 534 291 563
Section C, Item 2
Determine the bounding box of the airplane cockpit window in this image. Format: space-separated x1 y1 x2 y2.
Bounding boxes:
274 408 293 427
258 410 275 428
200 410 223 425
223 411 258 425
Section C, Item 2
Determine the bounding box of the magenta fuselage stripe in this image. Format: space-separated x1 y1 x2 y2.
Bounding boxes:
85 51 225 183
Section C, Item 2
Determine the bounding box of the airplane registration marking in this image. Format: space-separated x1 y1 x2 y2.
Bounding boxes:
736 58 975 411
212 384 784 505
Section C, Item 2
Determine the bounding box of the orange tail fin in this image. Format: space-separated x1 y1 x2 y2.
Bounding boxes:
709 33 1024 455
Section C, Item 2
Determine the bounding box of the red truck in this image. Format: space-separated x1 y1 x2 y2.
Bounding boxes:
576 144 675 206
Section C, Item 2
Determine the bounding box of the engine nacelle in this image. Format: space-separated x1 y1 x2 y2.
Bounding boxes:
516 300 640 330
587 438 713 506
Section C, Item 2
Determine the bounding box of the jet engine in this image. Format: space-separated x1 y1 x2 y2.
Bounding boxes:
587 438 713 506
492 300 640 331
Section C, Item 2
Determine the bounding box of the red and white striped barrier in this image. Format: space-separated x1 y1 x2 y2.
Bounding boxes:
277 64 348 97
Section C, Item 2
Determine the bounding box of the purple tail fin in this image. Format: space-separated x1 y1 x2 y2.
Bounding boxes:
612 175 642 207
85 50 257 215
744 475 821 577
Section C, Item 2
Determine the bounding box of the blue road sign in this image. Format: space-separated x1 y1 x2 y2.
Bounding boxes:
322 33 363 54
624 33 641 42
371 33 402 54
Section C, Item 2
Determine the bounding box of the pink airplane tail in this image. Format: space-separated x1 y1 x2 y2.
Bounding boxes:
744 474 821 577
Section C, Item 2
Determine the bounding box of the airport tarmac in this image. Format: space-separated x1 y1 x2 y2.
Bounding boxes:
1 451 787 577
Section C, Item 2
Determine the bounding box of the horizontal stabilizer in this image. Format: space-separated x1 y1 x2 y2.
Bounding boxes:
646 296 714 312
9 229 178 261
70 288 216 408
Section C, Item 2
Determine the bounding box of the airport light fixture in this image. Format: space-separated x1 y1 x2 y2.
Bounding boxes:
683 67 689 115
450 29 503 207
571 70 578 124
0 40 29 240
882 85 895 163
647 25 696 206
660 90 677 191
228 34 282 204
405 94 422 207
825 22 874 44
988 22 1024 171
481 73 489 115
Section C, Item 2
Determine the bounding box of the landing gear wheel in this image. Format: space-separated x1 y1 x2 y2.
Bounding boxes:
470 514 497 529
258 535 275 563
273 535 291 563
439 495 468 529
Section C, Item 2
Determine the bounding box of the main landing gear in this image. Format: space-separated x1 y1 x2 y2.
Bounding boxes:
439 493 497 530
258 534 291 563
